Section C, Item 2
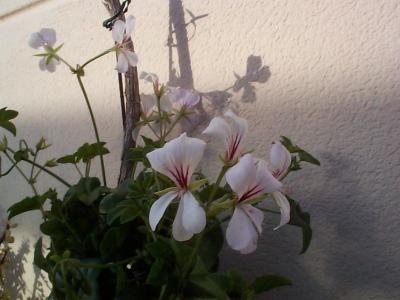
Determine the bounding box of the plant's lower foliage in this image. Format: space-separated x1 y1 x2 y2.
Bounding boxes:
27 173 296 300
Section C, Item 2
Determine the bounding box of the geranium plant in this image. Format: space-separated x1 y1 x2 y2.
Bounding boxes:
0 8 320 300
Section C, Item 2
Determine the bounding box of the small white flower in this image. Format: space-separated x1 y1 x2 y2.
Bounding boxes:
202 110 248 162
225 154 282 254
28 28 60 73
167 87 200 110
112 16 139 73
146 133 207 241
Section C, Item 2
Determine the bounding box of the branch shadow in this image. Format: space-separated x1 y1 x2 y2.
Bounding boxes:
167 0 271 134
4 239 49 300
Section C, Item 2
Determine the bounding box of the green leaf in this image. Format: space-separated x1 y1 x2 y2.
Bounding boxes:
8 189 56 219
0 107 18 136
298 150 320 166
99 227 126 259
146 259 166 285
75 142 109 163
115 265 126 296
189 274 230 300
251 274 292 294
33 237 51 272
288 197 312 253
13 149 29 162
40 219 65 236
75 177 102 206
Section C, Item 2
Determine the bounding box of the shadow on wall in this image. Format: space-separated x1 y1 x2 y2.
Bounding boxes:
168 1 400 299
4 239 49 300
167 0 271 134
4 1 400 299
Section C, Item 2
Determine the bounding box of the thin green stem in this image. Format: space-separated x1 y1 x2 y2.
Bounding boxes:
74 163 83 177
76 75 107 186
57 56 75 71
6 148 71 188
163 114 183 138
80 46 116 69
156 97 164 141
206 165 229 205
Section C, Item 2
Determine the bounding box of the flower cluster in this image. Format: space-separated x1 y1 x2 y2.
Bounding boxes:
145 101 292 253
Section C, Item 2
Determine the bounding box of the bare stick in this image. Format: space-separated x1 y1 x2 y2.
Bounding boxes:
102 0 141 185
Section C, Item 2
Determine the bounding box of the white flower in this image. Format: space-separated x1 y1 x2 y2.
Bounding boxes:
225 154 282 254
202 110 248 162
167 87 200 110
268 141 292 229
112 15 139 73
146 133 207 241
28 28 60 72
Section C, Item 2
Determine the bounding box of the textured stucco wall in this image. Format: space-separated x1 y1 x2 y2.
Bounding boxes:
0 0 399 299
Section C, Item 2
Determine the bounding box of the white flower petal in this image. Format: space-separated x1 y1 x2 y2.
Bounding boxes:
112 20 125 44
271 142 291 177
116 52 129 73
141 94 156 116
182 192 206 234
241 204 264 235
39 28 56 47
226 154 257 199
160 94 173 112
38 57 46 71
29 32 45 49
168 87 200 109
173 200 193 241
44 58 59 73
272 191 291 230
256 159 283 193
226 206 258 251
202 116 231 149
147 133 206 187
149 191 178 231
140 71 159 84
125 50 138 67
224 109 248 139
125 15 135 38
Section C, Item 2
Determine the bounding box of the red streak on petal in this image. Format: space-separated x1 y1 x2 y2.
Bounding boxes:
238 184 264 203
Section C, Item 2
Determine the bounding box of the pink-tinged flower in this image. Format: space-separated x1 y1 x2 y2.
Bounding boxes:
268 141 292 229
225 154 282 254
28 28 60 72
112 16 139 73
146 133 207 241
167 87 200 110
202 110 248 163
140 93 172 117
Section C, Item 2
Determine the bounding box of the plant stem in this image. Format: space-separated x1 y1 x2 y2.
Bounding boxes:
80 47 116 69
163 114 183 138
207 165 229 205
76 75 107 186
156 97 164 140
5 149 72 188
258 207 280 214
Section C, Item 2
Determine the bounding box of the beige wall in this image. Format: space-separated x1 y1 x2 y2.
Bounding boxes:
1 0 399 299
